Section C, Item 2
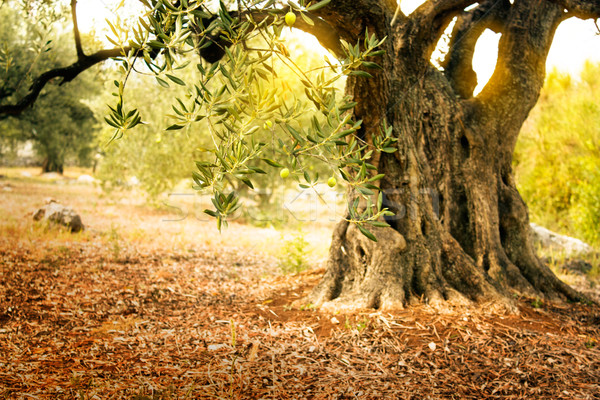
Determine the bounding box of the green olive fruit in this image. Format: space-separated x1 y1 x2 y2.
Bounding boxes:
285 12 296 26
280 168 290 179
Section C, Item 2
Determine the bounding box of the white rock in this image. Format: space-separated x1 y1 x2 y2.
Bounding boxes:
77 174 97 184
41 172 63 180
530 223 592 256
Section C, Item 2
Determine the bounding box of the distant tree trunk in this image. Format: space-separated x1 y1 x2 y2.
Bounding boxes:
41 156 64 174
308 0 582 309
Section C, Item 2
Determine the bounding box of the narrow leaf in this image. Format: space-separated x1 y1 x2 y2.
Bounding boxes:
357 224 377 242
166 74 186 86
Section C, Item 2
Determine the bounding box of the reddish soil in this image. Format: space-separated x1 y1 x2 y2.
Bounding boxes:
0 176 599 399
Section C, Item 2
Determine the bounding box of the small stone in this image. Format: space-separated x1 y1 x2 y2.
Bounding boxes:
208 344 227 351
33 202 84 232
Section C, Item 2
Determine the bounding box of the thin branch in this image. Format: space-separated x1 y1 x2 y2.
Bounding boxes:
257 8 344 56
390 2 405 27
71 0 85 60
0 47 130 118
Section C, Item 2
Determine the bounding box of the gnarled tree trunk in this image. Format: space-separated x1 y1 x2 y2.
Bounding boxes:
307 0 589 309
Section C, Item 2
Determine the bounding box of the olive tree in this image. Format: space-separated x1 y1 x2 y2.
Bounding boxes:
0 1 98 172
2 0 599 309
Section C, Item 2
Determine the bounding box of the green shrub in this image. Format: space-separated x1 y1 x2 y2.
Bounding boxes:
514 62 600 246
278 231 310 274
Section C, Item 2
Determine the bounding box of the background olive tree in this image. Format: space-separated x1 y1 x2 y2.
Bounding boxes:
0 1 101 172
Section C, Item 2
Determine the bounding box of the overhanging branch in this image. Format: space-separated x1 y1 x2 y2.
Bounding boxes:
412 0 478 20
0 47 129 118
308 0 397 42
251 8 344 56
0 2 349 119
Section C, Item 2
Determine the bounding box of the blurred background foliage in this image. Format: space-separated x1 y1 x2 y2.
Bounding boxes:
514 61 600 247
0 1 102 172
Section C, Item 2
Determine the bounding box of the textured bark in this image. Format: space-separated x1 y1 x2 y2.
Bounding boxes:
308 0 592 310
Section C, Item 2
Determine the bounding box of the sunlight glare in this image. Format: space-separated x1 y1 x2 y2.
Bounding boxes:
282 29 334 60
400 0 426 15
76 0 143 38
473 29 500 95
548 19 600 76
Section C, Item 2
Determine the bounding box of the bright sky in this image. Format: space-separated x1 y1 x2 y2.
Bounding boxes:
75 0 600 85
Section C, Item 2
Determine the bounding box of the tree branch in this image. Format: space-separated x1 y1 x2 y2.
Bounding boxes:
473 0 564 142
549 0 600 19
0 47 129 118
190 8 345 62
252 8 345 56
309 0 397 42
0 2 350 119
71 0 85 60
408 0 480 63
412 0 477 21
1 0 384 119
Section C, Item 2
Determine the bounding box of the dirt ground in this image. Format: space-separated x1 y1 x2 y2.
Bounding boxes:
0 171 599 399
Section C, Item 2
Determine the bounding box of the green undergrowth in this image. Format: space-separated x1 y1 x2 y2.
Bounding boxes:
515 62 600 247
